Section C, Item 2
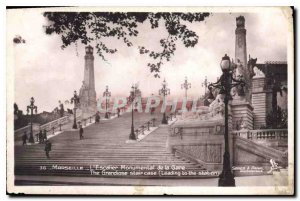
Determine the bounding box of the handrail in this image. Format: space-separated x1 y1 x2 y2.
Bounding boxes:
173 148 208 168
34 114 96 143
134 118 156 140
15 115 70 140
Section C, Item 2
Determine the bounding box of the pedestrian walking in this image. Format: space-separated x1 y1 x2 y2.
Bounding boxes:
22 131 27 146
38 130 43 144
79 124 84 140
117 107 120 117
44 140 52 159
43 129 47 141
95 111 100 123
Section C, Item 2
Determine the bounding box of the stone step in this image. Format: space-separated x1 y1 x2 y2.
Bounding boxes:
15 113 214 180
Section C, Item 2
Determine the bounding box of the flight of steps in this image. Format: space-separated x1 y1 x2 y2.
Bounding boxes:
15 112 215 179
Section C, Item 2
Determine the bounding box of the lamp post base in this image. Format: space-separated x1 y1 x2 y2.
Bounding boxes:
161 113 168 124
105 112 109 119
129 126 136 140
218 172 235 186
72 120 77 129
29 134 34 143
218 152 235 187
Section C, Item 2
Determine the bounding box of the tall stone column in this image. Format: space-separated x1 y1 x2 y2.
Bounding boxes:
79 45 97 116
231 16 254 130
235 16 247 70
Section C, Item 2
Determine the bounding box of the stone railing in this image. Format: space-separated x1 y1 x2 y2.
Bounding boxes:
171 143 224 171
166 112 178 122
231 129 288 140
134 118 156 139
14 115 70 141
78 115 96 127
34 114 99 142
14 125 31 139
33 115 72 142
170 123 224 138
173 148 208 168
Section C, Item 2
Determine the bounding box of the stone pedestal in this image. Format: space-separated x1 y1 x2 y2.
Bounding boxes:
79 45 97 116
252 74 267 129
231 100 254 130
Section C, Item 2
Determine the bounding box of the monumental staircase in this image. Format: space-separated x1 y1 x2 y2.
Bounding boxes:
15 112 213 180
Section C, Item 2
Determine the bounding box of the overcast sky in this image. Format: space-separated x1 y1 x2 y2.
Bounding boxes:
7 8 289 112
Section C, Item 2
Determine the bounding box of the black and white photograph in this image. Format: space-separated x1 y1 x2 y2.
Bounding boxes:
6 6 294 195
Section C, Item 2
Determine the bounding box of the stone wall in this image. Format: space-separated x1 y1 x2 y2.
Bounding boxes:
168 121 225 170
232 135 287 176
252 76 267 129
231 100 254 130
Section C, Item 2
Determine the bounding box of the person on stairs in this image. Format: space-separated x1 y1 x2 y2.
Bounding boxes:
95 111 100 123
22 131 27 146
38 130 44 144
79 124 84 140
44 140 52 159
117 107 120 117
43 129 47 142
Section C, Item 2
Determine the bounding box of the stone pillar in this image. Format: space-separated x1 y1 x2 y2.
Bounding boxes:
252 67 268 129
231 100 254 130
234 16 253 103
79 45 97 116
235 16 247 70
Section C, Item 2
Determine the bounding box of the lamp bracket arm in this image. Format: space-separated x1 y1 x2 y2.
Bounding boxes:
208 82 222 90
231 74 245 84
209 77 222 88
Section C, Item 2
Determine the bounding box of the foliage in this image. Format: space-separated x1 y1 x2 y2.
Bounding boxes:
13 35 26 44
43 12 210 77
266 106 287 129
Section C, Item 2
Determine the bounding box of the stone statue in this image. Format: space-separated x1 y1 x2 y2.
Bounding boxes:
248 56 257 78
179 94 225 121
253 67 265 78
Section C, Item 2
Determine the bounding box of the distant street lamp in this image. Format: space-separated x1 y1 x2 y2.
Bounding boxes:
27 97 37 143
208 54 245 187
70 90 80 129
58 100 64 117
103 86 111 119
202 76 211 95
159 79 170 124
181 76 191 100
128 84 138 140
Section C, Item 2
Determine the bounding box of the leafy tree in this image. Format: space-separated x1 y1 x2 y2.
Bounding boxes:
43 12 210 77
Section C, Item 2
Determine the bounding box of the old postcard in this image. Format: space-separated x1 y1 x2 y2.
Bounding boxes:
6 6 294 195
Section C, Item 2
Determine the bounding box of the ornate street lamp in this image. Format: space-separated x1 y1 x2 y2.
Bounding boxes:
58 100 64 117
208 54 245 187
103 86 111 119
27 97 38 143
181 76 191 100
159 79 170 124
202 76 211 95
128 84 138 140
71 90 80 129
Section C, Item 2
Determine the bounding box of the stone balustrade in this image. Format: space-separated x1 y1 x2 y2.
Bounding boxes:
231 129 288 140
14 115 71 141
39 115 71 131
134 118 156 139
14 125 31 140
